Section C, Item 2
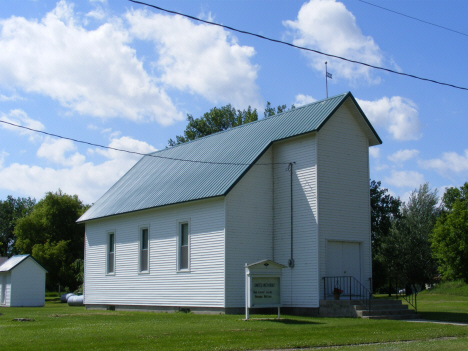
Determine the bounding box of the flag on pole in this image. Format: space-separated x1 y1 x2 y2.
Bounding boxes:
326 72 333 79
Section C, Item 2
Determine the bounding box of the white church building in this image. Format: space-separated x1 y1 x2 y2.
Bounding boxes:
78 92 381 315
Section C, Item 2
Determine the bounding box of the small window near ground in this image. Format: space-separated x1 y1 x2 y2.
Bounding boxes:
179 222 189 270
140 228 149 272
107 232 115 274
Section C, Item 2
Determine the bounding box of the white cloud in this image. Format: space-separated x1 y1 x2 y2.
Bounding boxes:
0 1 182 125
384 170 425 189
86 8 106 20
0 93 23 101
388 149 419 163
0 150 8 168
0 109 45 141
36 137 85 167
369 147 380 159
0 136 157 204
95 136 157 161
294 94 317 107
126 10 262 109
357 97 422 141
419 149 468 176
284 0 384 84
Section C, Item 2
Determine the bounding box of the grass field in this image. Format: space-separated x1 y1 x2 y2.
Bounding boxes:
0 291 467 351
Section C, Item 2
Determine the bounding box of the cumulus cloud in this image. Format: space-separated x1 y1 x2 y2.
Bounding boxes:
86 8 106 20
0 93 23 102
37 137 85 167
0 136 157 204
357 97 422 141
369 147 380 159
0 109 45 141
0 1 182 125
388 149 419 163
284 0 384 84
384 170 425 189
95 136 157 161
419 149 468 176
0 150 8 168
126 9 262 109
294 94 316 107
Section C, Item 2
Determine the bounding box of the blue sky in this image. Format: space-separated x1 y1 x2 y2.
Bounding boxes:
0 0 467 204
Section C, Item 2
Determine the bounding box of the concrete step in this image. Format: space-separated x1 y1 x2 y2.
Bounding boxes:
362 313 423 320
369 299 406 305
357 309 416 317
354 304 409 311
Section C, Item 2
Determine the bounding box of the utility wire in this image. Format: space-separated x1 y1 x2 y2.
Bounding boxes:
128 0 468 92
0 120 287 166
356 0 468 38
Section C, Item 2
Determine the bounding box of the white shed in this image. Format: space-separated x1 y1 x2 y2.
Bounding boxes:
0 254 47 307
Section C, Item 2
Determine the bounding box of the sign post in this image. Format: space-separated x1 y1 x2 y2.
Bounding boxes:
245 260 286 320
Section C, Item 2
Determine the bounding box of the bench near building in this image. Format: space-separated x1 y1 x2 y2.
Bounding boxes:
78 92 381 315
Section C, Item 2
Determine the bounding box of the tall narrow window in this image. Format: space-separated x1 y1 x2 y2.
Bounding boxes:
108 232 115 274
140 228 149 272
179 222 189 270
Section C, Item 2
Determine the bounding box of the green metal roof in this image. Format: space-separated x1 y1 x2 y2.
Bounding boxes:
78 92 381 222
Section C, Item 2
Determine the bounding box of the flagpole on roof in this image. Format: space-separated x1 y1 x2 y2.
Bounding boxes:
325 62 328 98
325 62 332 98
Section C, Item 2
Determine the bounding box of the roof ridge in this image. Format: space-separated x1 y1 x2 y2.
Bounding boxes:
150 93 348 155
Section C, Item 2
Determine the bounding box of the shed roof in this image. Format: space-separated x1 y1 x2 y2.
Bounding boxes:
0 254 48 273
78 92 381 222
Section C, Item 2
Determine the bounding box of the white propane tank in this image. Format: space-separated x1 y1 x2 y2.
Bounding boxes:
67 295 84 306
60 293 75 303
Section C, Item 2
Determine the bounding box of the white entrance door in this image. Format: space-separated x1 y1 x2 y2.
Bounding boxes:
1 274 6 304
326 241 361 296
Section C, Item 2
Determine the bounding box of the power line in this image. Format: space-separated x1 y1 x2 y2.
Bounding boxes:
356 0 468 38
128 0 468 92
0 120 286 166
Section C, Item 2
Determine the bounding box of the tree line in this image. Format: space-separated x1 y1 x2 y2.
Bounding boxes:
371 181 468 292
0 191 89 292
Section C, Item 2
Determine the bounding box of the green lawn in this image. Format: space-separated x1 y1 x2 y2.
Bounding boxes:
0 296 467 351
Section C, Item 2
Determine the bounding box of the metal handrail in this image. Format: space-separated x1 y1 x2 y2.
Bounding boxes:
394 280 418 313
322 276 372 311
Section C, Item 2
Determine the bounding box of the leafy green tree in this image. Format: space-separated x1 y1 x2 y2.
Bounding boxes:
14 190 89 290
168 102 295 146
0 196 36 257
431 183 468 282
263 102 294 118
370 180 401 291
168 105 258 146
378 183 439 290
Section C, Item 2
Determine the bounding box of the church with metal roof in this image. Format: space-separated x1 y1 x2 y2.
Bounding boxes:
79 92 381 315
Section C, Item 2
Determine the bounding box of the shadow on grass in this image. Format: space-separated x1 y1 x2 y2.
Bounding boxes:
248 318 323 325
420 312 468 323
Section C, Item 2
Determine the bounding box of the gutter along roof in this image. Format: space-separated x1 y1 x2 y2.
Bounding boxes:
78 92 381 222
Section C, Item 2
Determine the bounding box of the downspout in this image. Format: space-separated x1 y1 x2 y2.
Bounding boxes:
287 162 295 268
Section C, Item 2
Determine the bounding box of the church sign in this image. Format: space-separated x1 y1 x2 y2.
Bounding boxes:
245 260 286 319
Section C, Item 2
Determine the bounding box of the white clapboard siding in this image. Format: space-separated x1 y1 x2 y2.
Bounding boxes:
85 197 225 307
10 259 45 307
273 133 319 308
224 149 274 307
317 101 372 295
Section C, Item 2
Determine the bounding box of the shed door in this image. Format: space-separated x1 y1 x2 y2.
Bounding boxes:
1 274 6 304
326 241 361 294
